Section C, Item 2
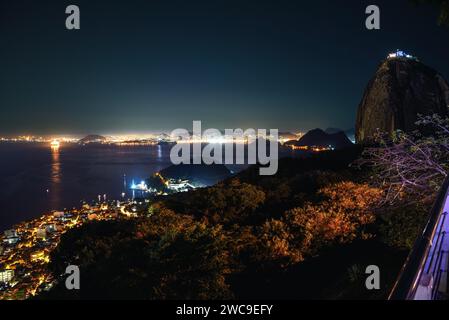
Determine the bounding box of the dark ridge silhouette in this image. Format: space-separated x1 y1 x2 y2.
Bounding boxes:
78 134 107 144
286 128 353 149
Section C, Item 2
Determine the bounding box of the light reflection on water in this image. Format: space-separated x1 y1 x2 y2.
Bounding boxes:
49 146 61 210
0 143 173 231
51 147 61 184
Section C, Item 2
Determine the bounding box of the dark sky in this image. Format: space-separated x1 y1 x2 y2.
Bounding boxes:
0 0 448 135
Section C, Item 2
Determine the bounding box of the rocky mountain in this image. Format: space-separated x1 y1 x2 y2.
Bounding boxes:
355 53 449 143
288 128 353 150
78 134 107 144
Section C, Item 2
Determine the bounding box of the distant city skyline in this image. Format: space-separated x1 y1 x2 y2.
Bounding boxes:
1 0 449 135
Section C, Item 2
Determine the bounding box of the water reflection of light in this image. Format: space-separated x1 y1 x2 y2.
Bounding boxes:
51 146 61 184
157 144 162 158
48 145 62 210
50 140 60 150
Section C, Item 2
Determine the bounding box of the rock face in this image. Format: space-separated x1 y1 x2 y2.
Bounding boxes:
355 57 449 143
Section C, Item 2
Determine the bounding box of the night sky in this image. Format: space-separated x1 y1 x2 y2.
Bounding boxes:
1 0 448 135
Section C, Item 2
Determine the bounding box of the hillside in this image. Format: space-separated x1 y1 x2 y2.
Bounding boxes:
78 135 107 144
286 128 353 150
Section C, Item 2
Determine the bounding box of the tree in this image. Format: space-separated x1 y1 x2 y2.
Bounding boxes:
378 202 430 249
243 182 383 269
357 113 449 250
147 223 233 299
358 113 449 205
47 218 233 299
284 182 383 256
165 179 266 224
135 203 193 239
255 219 303 267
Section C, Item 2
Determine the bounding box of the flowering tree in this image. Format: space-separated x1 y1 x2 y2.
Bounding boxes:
285 182 383 252
248 182 383 268
358 112 449 205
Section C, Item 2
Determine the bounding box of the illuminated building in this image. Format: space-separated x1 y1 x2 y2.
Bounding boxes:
289 145 309 151
36 229 47 240
4 230 17 238
387 49 419 61
288 145 335 152
30 250 49 263
0 270 14 283
166 179 196 193
88 214 98 220
3 229 19 245
45 224 57 233
131 180 148 191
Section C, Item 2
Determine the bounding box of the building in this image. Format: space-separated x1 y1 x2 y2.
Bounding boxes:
130 180 148 191
0 270 14 284
4 229 17 238
166 179 196 193
387 49 419 61
53 211 64 218
36 229 47 240
88 213 99 220
45 224 57 233
3 237 19 245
